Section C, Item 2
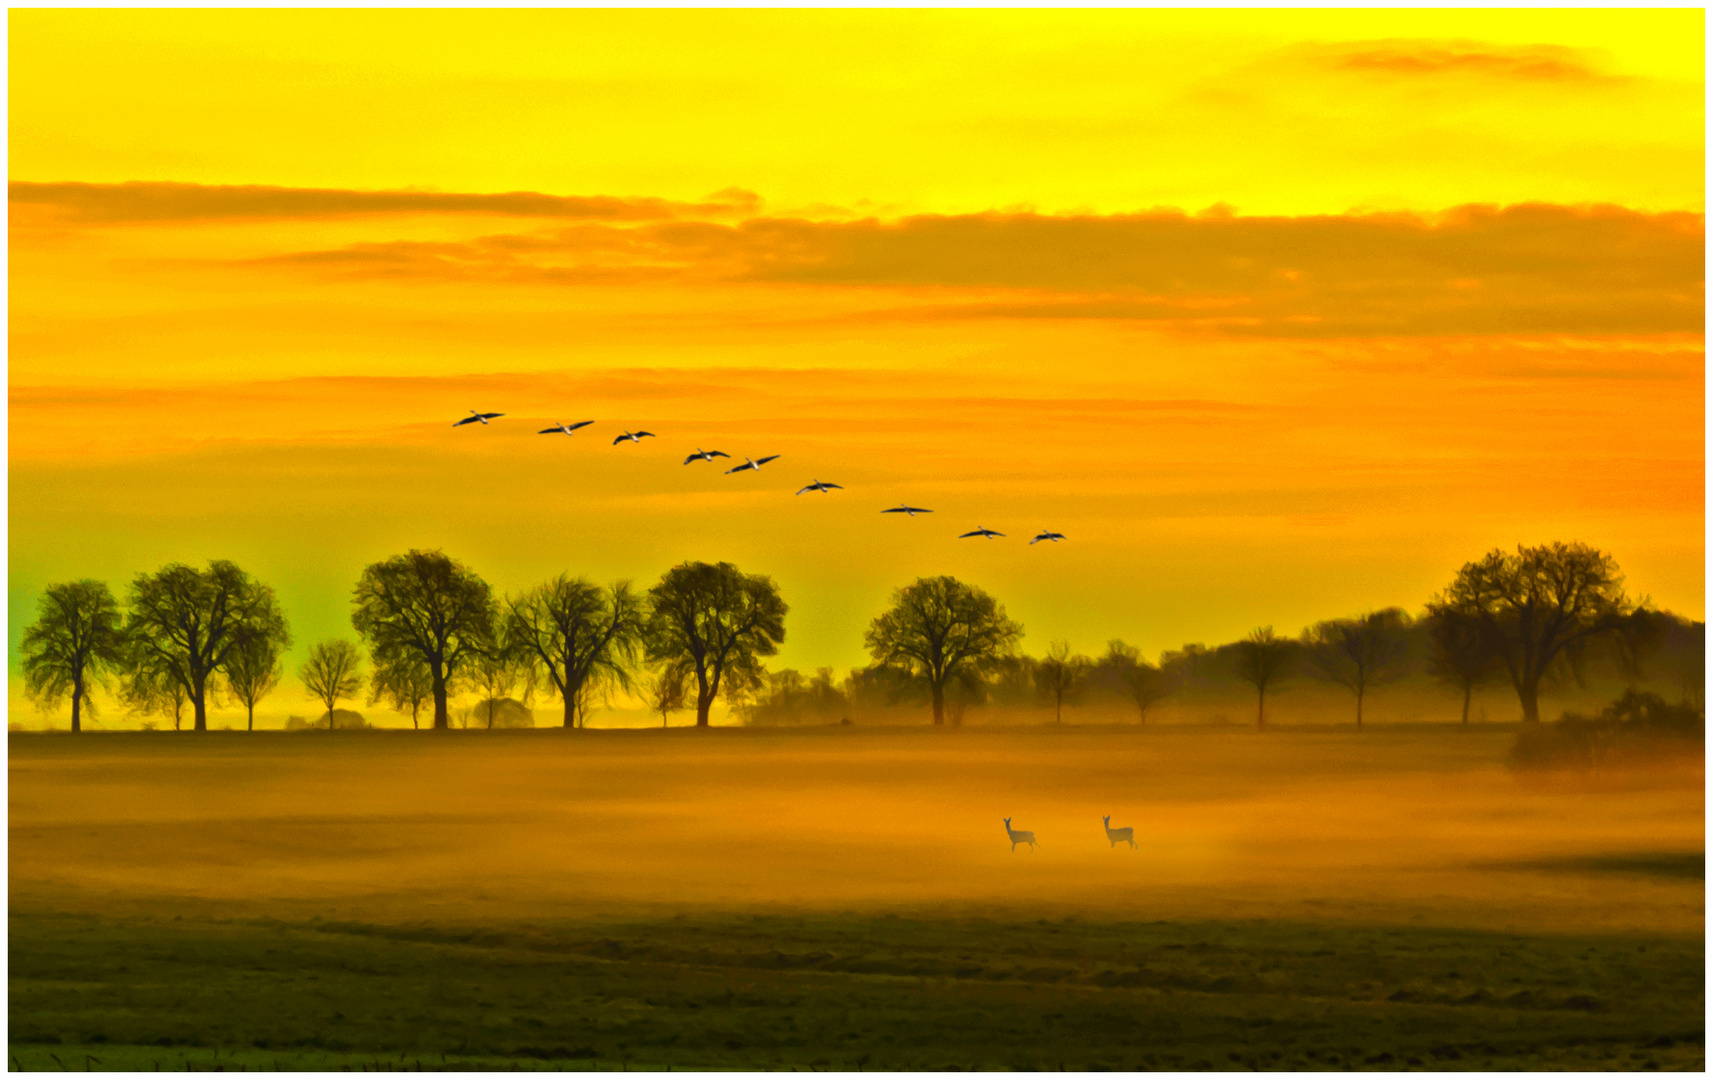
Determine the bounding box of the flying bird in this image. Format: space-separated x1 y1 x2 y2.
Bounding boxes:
454 410 504 427
882 504 933 517
725 455 781 474
612 430 656 445
683 448 731 464
538 420 594 436
795 480 843 495
959 527 1005 539
1030 530 1067 545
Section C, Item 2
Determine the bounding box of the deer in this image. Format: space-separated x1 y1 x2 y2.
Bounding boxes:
1102 815 1135 849
1002 817 1037 852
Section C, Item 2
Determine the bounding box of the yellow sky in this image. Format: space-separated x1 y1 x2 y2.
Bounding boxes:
8 9 1704 727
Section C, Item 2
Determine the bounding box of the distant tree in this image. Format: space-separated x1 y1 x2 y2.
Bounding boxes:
124 560 291 732
369 656 434 730
1099 640 1171 723
1235 626 1292 729
300 640 364 731
21 580 127 733
1425 609 1502 725
224 634 284 732
504 576 645 729
1428 542 1640 723
1301 609 1412 728
351 550 496 730
126 664 189 731
1034 640 1092 724
467 648 524 730
865 576 1023 725
645 561 787 727
645 660 690 727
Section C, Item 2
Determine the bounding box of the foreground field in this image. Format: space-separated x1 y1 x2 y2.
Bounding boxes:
9 724 1704 1070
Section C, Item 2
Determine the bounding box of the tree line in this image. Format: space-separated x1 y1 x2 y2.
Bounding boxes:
19 541 1704 733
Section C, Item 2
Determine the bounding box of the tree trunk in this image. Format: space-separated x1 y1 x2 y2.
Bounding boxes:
70 682 82 734
247 702 254 732
563 692 577 728
1518 676 1542 723
487 697 496 730
1256 685 1266 730
1460 683 1472 725
328 702 336 731
1355 685 1364 729
412 703 420 730
930 682 945 725
193 682 208 732
696 689 712 727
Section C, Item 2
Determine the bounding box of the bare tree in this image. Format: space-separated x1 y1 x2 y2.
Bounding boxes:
300 640 364 730
126 665 189 731
864 576 1023 725
645 561 787 728
1425 609 1502 725
124 560 291 732
1235 626 1292 730
21 580 127 733
469 648 521 730
224 635 283 732
1428 542 1639 722
1034 640 1091 724
1099 639 1171 723
504 576 645 729
351 550 496 730
369 657 433 729
1301 609 1411 728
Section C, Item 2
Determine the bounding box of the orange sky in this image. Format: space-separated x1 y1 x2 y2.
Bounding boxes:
8 9 1704 726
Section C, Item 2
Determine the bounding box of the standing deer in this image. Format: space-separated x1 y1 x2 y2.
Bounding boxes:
1102 815 1135 849
1002 817 1037 852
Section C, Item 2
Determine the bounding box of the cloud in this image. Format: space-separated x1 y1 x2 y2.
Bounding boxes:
7 180 762 223
237 202 1704 337
1303 39 1618 83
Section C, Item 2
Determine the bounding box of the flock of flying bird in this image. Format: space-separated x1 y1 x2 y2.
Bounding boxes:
453 409 1068 545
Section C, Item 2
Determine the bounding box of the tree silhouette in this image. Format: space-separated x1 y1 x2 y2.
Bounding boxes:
1425 609 1502 725
369 656 433 729
504 576 645 729
645 660 690 727
468 648 522 730
1035 640 1091 724
123 560 290 732
351 550 495 730
865 576 1023 725
224 634 283 732
645 561 787 728
125 664 189 731
1428 542 1639 723
1235 626 1291 729
21 580 127 733
1301 609 1411 728
300 640 363 731
1099 640 1171 723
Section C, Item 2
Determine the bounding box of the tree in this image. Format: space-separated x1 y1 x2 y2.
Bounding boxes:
21 580 127 733
1235 626 1292 729
645 660 690 727
369 656 433 729
125 663 189 731
299 640 364 731
1428 542 1639 723
124 561 291 732
224 634 283 732
351 550 496 730
1034 640 1091 724
504 576 645 729
865 576 1023 725
1099 640 1171 723
645 561 787 728
468 648 522 729
1301 609 1411 728
1425 609 1502 725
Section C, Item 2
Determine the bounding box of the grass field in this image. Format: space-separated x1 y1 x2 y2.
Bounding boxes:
9 723 1704 1070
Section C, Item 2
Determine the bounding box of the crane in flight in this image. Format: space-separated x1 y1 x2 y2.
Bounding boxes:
454 410 504 427
882 504 933 517
683 448 731 464
795 480 843 495
725 455 781 474
959 527 1004 539
538 420 594 436
1030 530 1067 545
613 430 656 445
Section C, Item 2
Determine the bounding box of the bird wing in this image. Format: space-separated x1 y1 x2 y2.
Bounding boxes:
453 416 479 426
481 413 504 420
568 420 593 430
539 427 562 434
795 485 813 495
756 455 780 466
636 430 655 438
725 462 754 474
708 450 729 458
823 482 843 490
612 434 630 444
881 507 902 513
683 452 703 464
958 530 980 538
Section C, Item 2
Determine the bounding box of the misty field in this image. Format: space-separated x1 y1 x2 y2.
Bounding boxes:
9 723 1704 1071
